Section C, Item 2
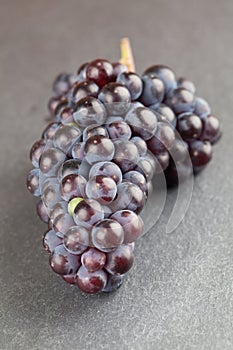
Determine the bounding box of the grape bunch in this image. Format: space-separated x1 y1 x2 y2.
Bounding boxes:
27 52 221 294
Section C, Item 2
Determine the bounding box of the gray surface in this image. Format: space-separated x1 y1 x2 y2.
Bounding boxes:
0 0 233 349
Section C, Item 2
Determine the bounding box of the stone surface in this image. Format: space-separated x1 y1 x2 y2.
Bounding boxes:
0 0 233 349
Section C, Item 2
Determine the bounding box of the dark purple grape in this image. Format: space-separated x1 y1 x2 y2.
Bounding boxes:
86 175 117 204
57 159 80 181
92 219 124 252
103 274 124 292
49 201 68 221
27 168 40 196
84 135 115 164
62 274 77 284
41 182 62 209
125 106 157 140
177 77 196 94
59 107 74 125
64 226 89 254
166 88 195 115
169 138 189 163
111 182 145 214
42 122 60 140
71 142 85 161
77 62 88 82
189 140 213 167
147 122 175 155
111 62 128 81
30 139 46 168
69 81 99 105
151 104 176 128
89 161 122 184
53 124 81 153
143 64 176 94
177 113 203 140
113 140 139 173
130 136 147 156
86 59 113 88
81 248 106 272
49 244 81 275
98 83 131 115
116 72 143 100
73 198 104 229
134 156 155 181
73 97 107 127
53 213 76 236
48 96 61 116
111 210 143 243
53 73 72 96
123 171 147 193
60 174 86 201
83 125 109 142
36 200 49 223
76 265 107 294
39 148 66 177
105 244 134 275
54 99 69 122
194 97 211 117
140 75 164 106
106 120 132 140
200 114 221 144
43 229 62 253
154 151 170 173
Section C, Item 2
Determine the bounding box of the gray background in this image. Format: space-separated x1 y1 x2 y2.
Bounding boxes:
0 0 233 349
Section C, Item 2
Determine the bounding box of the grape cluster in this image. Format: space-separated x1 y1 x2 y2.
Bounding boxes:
27 58 221 294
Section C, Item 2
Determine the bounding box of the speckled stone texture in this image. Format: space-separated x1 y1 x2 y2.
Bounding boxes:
0 0 233 349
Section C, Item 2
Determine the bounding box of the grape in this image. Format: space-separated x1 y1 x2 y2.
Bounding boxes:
140 74 165 106
68 197 84 216
60 174 86 201
48 96 61 116
111 62 128 81
73 96 107 127
81 248 106 272
43 229 62 253
130 136 147 156
57 159 80 181
166 88 195 115
170 139 189 163
123 171 147 193
27 168 40 196
103 274 124 292
69 81 99 105
49 244 81 275
62 274 77 284
49 201 68 221
117 72 143 100
64 226 90 254
125 106 157 140
83 125 109 142
36 200 49 223
177 77 196 94
86 175 117 204
151 104 176 128
84 135 115 164
53 124 81 153
134 156 155 181
86 59 113 88
200 114 221 144
194 97 211 117
41 182 62 209
189 140 213 167
30 139 46 168
92 219 124 252
53 73 72 96
89 161 122 184
76 266 107 294
143 64 176 94
59 107 74 125
102 205 113 218
165 158 193 187
39 148 66 177
73 198 104 229
53 213 76 236
147 122 175 155
154 151 170 173
105 244 134 275
113 139 139 173
54 99 69 122
71 142 85 161
177 113 203 140
111 210 143 243
77 62 88 82
111 182 145 214
106 120 132 140
42 123 60 140
98 82 131 115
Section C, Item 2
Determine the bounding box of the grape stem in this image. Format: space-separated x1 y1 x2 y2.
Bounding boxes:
119 38 135 73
